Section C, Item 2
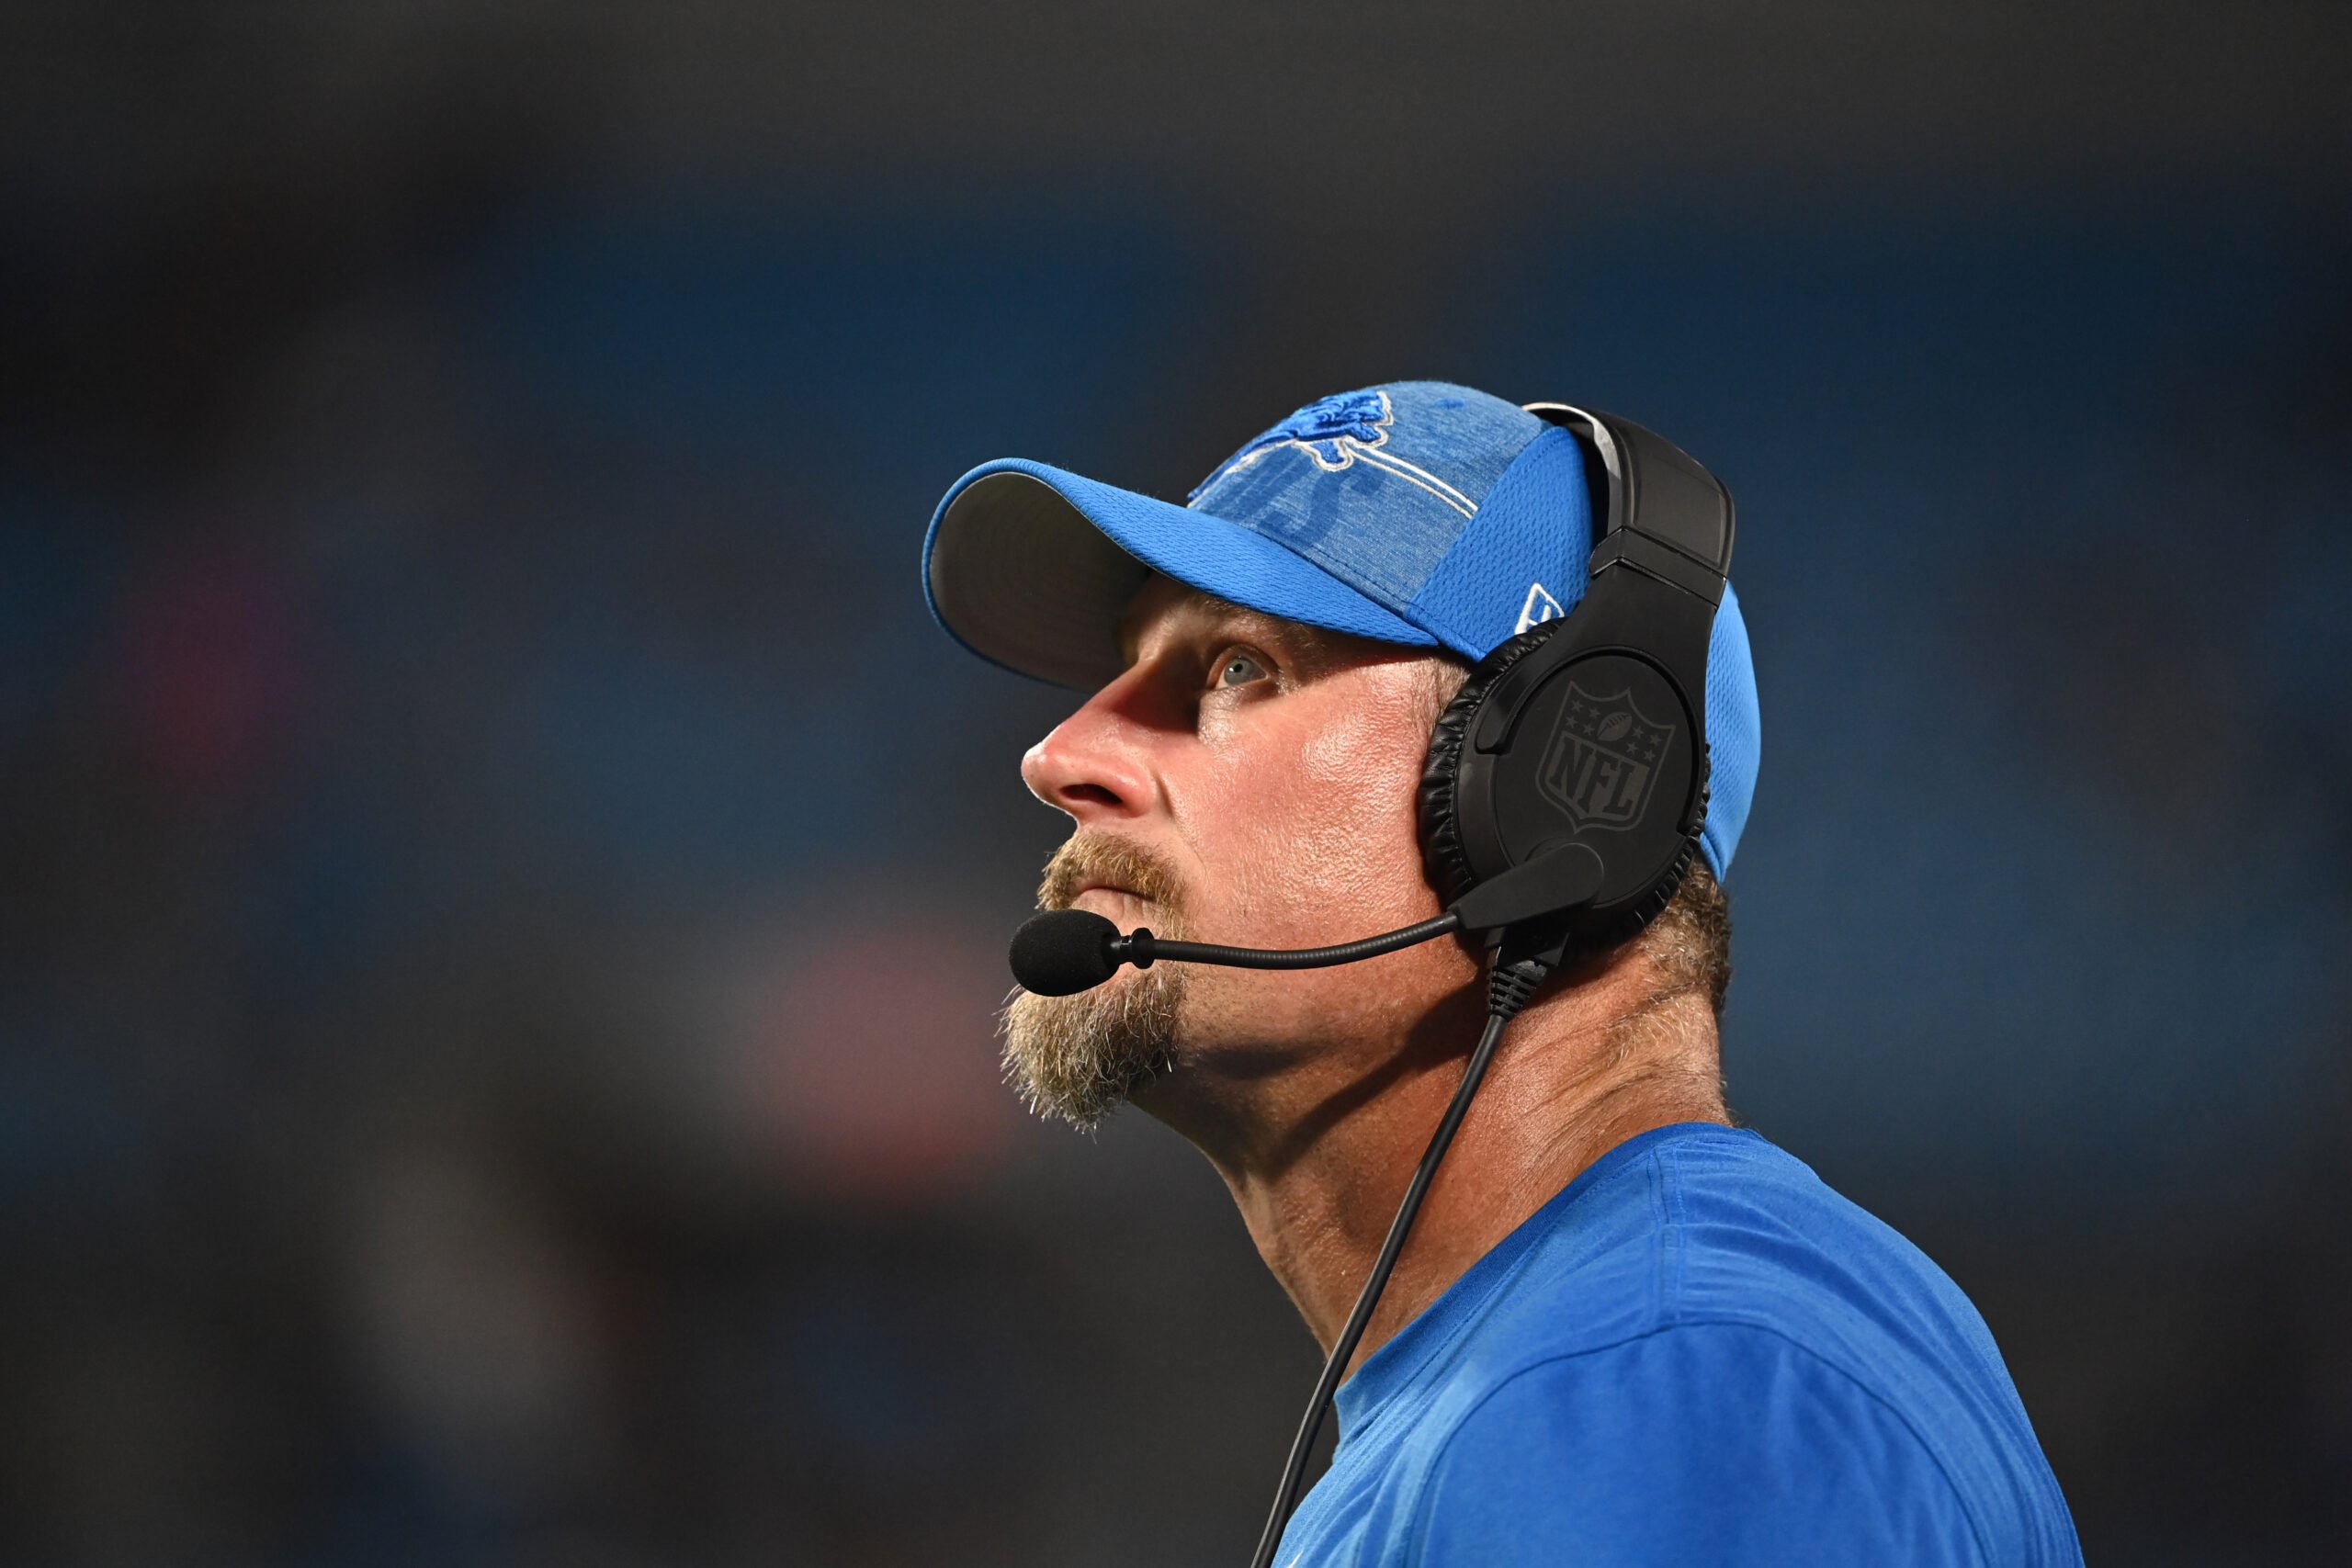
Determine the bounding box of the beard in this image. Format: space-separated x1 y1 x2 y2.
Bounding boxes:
1001 833 1192 1130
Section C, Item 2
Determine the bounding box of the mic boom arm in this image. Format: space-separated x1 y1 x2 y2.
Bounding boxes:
1113 912 1461 972
1008 843 1606 997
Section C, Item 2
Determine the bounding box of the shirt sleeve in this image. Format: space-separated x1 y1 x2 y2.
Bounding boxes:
1409 1323 1984 1568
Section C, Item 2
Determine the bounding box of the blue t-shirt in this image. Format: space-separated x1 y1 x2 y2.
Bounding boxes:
1275 1123 2081 1566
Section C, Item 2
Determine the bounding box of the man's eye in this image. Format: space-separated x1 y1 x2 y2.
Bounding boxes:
1216 652 1271 688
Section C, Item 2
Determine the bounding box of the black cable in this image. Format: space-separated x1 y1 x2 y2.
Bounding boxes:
1124 911 1462 973
1244 954 1551 1568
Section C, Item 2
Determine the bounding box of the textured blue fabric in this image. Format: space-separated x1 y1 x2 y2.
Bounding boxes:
921 380 1765 873
1276 1125 2082 1568
1700 583 1758 874
1407 424 1591 653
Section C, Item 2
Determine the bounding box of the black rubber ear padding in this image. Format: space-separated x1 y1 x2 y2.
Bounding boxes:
1417 620 1569 910
1589 744 1710 946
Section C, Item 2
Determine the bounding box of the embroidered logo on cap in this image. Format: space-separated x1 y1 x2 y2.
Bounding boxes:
1193 389 1393 492
1190 389 1476 518
1515 581 1565 633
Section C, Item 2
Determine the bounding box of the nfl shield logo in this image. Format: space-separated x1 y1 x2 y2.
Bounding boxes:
1539 683 1678 831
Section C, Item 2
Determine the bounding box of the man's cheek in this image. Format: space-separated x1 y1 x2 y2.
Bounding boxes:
1250 799 1409 924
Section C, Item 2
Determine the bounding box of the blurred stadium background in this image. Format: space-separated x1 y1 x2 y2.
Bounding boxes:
3 6 2348 1563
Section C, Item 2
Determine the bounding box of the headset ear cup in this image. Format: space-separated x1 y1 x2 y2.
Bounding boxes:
1417 621 1567 909
1417 678 1485 910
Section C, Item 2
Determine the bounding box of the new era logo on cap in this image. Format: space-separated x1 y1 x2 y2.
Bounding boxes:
1517 581 1566 633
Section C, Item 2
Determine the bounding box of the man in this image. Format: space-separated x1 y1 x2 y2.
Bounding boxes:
922 382 2081 1565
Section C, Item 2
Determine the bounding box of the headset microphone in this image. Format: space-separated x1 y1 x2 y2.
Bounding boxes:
1008 908 1464 998
1008 839 1623 999
1007 909 1130 996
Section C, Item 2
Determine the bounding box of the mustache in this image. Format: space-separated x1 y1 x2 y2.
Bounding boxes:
1037 832 1186 917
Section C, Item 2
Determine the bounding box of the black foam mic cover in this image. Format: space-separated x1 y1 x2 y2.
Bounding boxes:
1008 908 1124 997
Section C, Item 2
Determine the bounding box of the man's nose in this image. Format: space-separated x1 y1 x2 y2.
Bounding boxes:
1021 679 1157 823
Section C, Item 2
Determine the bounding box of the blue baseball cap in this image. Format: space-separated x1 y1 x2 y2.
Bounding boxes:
922 380 1759 874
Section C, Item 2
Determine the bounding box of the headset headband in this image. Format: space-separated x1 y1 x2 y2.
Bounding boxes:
1523 403 1736 594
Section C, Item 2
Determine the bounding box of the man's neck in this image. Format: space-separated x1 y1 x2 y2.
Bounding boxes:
1152 968 1728 1372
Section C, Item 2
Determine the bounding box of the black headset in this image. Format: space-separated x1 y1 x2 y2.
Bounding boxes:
1417 404 1733 967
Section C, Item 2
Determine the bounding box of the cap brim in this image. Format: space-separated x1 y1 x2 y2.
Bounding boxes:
923 458 1435 689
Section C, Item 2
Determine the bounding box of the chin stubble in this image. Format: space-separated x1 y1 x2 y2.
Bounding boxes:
1000 835 1192 1131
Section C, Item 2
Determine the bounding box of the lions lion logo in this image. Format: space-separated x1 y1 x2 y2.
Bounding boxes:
1189 389 1396 498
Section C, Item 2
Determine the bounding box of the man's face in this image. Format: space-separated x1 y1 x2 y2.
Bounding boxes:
1002 575 1479 1129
